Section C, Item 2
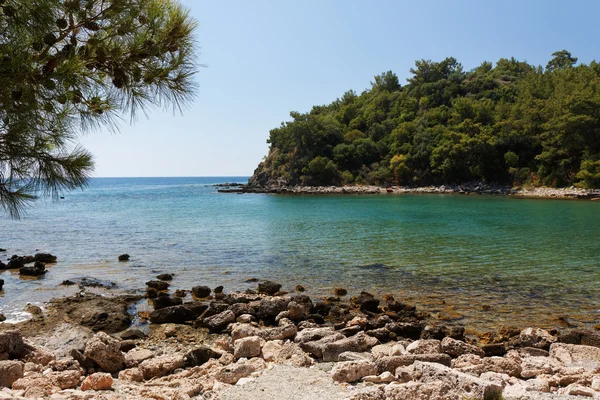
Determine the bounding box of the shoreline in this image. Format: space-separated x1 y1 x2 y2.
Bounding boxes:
1 281 600 398
226 183 600 200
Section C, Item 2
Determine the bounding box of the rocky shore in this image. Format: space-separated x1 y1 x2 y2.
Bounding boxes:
2 276 600 399
229 182 600 200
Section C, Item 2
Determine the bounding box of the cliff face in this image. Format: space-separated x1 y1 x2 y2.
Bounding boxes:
247 55 600 190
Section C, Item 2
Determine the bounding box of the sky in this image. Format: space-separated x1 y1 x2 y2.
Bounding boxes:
79 0 600 177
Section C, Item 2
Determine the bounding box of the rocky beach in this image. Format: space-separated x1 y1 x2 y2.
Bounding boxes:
2 264 600 400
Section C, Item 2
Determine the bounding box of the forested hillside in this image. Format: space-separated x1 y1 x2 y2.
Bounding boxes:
250 51 600 188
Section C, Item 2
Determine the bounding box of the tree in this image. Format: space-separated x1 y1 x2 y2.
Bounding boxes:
546 50 578 72
0 0 198 217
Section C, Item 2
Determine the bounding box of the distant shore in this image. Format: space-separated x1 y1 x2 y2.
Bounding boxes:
221 183 600 200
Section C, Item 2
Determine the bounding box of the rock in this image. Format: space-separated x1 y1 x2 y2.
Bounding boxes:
257 323 297 342
322 332 379 362
366 327 391 342
156 273 173 281
257 297 290 318
397 361 503 400
0 360 23 388
47 370 81 390
201 310 236 333
81 372 113 390
0 279 4 291
338 352 374 362
150 303 207 324
124 348 154 368
34 253 56 263
550 342 600 368
376 354 452 373
482 356 522 377
0 330 26 358
362 371 395 383
275 301 308 322
11 374 55 397
261 340 283 362
6 257 25 269
333 288 347 296
118 254 130 261
513 327 557 349
300 333 346 358
331 360 377 382
152 295 183 310
295 327 339 344
371 343 395 358
360 298 380 314
146 280 169 291
482 343 507 357
118 367 144 382
518 346 549 357
390 343 407 356
146 287 158 298
257 281 282 295
0 314 5 322
214 358 265 384
273 343 313 367
385 322 423 340
562 383 597 397
560 329 600 348
19 261 47 276
22 344 55 366
234 336 263 359
295 285 305 292
139 354 185 379
120 328 146 340
185 345 222 367
441 337 485 357
406 339 442 355
229 303 257 317
174 289 187 298
83 332 125 373
191 285 211 298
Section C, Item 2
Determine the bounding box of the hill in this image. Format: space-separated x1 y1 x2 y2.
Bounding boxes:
249 51 600 189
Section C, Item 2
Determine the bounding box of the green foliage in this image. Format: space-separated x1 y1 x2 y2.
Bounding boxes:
253 51 600 188
0 0 198 217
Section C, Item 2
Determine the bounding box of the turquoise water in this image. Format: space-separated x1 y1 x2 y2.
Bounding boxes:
1 177 599 331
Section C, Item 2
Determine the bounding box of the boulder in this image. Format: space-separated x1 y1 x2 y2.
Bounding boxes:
560 329 600 348
81 372 113 391
482 343 507 357
512 327 557 349
0 360 23 388
482 356 522 377
376 354 452 373
257 297 290 318
360 298 380 314
146 280 169 291
229 303 257 316
118 254 130 261
275 301 308 322
124 348 154 368
118 368 144 382
550 342 600 368
0 330 27 358
83 332 125 373
406 339 442 355
322 332 379 362
19 261 47 276
257 323 297 342
385 322 423 340
234 336 263 359
11 374 56 397
152 296 183 310
0 279 4 291
214 358 266 384
34 253 57 263
156 273 173 281
261 340 283 362
47 370 81 390
185 345 221 367
191 285 211 298
300 333 346 358
150 303 207 324
201 310 236 333
333 288 347 296
139 354 185 379
441 337 485 357
257 281 282 295
294 327 339 344
331 360 377 382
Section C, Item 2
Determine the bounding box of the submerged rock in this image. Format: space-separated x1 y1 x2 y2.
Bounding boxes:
118 254 130 261
146 280 170 291
34 253 57 263
19 261 47 276
156 273 173 281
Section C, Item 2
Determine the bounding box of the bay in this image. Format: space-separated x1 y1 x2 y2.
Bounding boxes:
0 177 599 331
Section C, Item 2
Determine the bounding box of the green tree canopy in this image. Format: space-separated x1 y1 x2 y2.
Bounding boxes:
251 51 600 189
0 0 198 217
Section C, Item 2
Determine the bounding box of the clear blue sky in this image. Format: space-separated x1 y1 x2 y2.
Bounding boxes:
79 0 599 177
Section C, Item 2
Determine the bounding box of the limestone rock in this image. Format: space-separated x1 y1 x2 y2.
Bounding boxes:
406 339 442 355
362 371 395 383
261 340 283 362
441 336 485 357
139 354 185 379
338 352 374 362
47 370 81 390
83 332 125 373
81 372 113 391
322 332 379 362
214 358 265 384
202 310 236 333
257 297 290 318
150 304 207 324
550 342 600 370
376 354 452 373
118 368 144 382
234 336 263 359
331 360 377 382
482 356 522 377
294 327 338 344
124 348 154 368
0 330 26 359
257 323 297 342
0 360 23 388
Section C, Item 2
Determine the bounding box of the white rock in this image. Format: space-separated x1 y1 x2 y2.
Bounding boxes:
389 343 406 356
406 339 442 355
330 360 377 383
261 340 283 362
234 336 263 359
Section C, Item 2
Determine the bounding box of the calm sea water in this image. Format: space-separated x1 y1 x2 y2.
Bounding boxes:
1 177 599 331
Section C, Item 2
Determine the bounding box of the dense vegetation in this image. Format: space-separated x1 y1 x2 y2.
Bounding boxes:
251 51 600 188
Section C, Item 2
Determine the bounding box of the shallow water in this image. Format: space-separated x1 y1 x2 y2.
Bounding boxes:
1 177 599 331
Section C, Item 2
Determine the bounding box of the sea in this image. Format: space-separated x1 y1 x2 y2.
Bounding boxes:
1 177 599 331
